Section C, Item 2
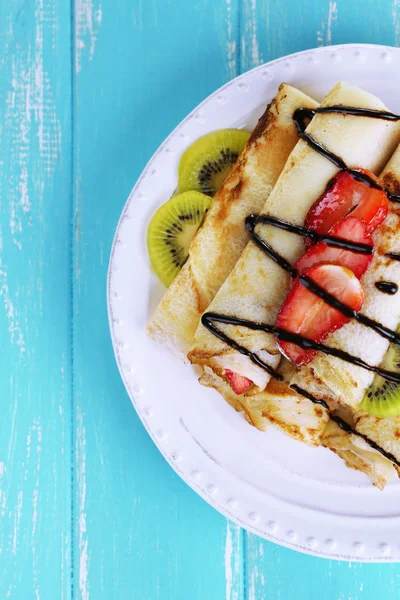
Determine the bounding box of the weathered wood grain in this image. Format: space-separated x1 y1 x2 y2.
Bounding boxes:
240 0 398 72
2 0 400 597
72 0 243 598
0 0 72 598
246 537 400 600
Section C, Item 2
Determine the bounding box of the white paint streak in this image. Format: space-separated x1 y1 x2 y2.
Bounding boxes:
77 406 89 600
8 67 30 240
249 0 261 66
34 0 62 174
326 1 338 45
32 419 42 537
225 523 233 600
7 376 18 491
224 522 241 600
32 488 39 535
27 428 32 461
75 0 103 72
248 565 258 600
393 0 400 46
0 462 6 519
12 490 23 556
317 1 338 46
241 0 262 69
4 0 61 248
225 0 237 79
31 419 42 600
0 264 25 353
57 367 68 600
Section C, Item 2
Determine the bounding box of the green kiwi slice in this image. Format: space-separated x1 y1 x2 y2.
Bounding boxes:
147 191 212 287
178 129 250 196
359 341 400 417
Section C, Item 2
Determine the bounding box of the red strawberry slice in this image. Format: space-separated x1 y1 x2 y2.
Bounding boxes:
225 369 252 395
276 264 364 366
294 216 373 280
305 169 387 248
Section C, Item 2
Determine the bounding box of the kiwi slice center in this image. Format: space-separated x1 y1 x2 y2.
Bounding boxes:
178 129 249 197
165 216 202 269
198 149 239 195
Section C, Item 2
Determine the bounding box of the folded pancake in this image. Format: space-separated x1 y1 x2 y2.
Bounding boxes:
203 354 397 487
189 82 400 393
199 358 330 444
355 412 400 475
147 84 318 361
291 148 400 486
291 144 400 411
242 145 400 489
261 147 400 488
321 419 396 490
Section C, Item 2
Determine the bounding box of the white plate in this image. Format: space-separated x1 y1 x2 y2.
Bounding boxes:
108 44 400 561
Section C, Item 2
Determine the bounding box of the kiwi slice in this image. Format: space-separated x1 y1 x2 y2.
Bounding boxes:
147 191 212 287
359 341 400 417
178 129 250 196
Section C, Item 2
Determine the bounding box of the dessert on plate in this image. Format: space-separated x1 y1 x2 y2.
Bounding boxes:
146 80 400 489
147 84 318 360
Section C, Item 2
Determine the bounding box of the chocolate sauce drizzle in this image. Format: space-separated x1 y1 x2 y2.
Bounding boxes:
294 107 400 202
290 384 400 469
202 103 400 466
201 312 400 384
245 215 400 346
246 214 374 256
375 281 398 295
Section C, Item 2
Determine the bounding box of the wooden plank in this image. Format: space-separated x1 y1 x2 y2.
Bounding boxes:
241 1 400 598
0 0 72 598
246 538 400 600
240 0 397 72
72 0 243 597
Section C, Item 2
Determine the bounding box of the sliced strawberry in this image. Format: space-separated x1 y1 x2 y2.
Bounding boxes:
305 169 388 248
276 264 364 366
225 369 252 395
294 216 373 280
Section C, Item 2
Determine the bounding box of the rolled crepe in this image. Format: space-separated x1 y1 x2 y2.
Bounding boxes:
226 140 400 489
147 84 319 361
200 358 330 445
190 82 400 393
354 412 400 477
321 419 396 490
264 146 400 488
203 355 398 488
291 148 400 489
291 144 400 411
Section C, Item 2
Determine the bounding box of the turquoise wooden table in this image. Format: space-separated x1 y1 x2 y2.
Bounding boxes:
1 1 400 598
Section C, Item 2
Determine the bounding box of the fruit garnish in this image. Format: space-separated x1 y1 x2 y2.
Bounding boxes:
304 169 388 248
147 191 212 287
178 129 250 196
276 264 364 366
294 216 373 280
225 369 252 395
359 337 400 417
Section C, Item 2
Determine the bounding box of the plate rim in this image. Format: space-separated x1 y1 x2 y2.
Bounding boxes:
107 43 400 562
